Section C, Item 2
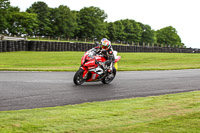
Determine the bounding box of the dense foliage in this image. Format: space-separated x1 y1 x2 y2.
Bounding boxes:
0 0 183 47
156 26 183 47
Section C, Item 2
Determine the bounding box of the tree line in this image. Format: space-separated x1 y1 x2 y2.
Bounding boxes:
0 0 184 47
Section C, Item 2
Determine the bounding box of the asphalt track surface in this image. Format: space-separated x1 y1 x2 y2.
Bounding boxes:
0 69 200 111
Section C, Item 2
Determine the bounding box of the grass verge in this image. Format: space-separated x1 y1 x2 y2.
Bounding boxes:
0 91 200 132
0 52 200 71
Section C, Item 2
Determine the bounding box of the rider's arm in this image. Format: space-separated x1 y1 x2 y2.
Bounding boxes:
88 46 101 58
93 46 101 54
105 48 115 66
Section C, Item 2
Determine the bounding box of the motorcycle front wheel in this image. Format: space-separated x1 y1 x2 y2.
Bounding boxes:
102 67 116 84
73 68 85 85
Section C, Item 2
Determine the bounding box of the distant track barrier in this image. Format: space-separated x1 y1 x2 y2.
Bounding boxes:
0 40 199 53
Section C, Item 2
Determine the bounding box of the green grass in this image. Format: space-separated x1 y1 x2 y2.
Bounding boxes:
0 91 200 133
0 52 200 71
0 51 200 132
119 52 200 71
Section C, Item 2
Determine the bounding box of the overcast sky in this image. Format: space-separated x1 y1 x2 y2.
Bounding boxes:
9 0 200 48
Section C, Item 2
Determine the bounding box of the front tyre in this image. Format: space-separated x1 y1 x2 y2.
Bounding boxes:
73 68 85 85
102 67 116 84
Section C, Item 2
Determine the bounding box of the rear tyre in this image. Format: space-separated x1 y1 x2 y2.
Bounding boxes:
102 67 116 84
73 68 85 85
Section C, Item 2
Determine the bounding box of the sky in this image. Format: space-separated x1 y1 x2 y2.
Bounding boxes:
9 0 200 48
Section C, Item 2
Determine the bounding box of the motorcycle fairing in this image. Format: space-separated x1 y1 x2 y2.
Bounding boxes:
94 56 106 62
80 66 88 78
114 56 121 63
86 71 99 82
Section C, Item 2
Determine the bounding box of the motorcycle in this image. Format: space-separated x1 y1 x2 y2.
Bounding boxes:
73 49 121 85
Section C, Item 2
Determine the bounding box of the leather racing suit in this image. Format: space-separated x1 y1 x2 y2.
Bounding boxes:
89 45 115 70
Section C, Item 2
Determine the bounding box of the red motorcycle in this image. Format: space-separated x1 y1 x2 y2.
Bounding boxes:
73 49 121 85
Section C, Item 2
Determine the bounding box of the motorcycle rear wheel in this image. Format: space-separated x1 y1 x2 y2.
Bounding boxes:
73 68 85 85
102 67 116 84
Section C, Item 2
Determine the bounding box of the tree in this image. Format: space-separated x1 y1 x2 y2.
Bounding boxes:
0 0 10 34
120 19 142 43
26 1 51 36
107 22 117 42
156 26 182 47
138 23 156 43
49 5 77 39
8 12 38 36
110 21 126 42
77 6 108 40
0 0 9 8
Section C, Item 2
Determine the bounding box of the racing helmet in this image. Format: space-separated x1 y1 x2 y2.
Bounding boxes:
101 38 107 43
101 38 111 50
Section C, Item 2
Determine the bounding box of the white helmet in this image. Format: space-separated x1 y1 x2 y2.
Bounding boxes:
101 38 111 50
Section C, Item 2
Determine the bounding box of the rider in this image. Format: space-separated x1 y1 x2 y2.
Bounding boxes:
91 38 115 71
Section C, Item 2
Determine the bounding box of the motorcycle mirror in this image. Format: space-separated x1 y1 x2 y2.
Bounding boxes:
95 41 100 46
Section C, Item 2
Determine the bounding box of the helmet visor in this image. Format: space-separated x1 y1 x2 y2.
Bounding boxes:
101 45 108 50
